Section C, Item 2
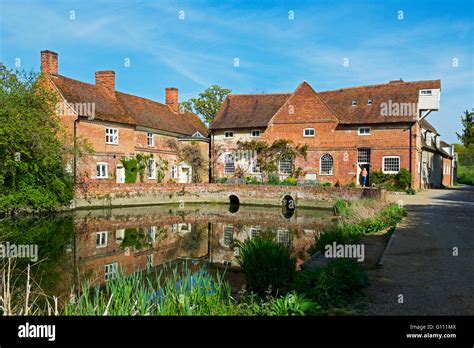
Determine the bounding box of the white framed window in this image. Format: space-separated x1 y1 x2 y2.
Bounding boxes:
320 154 334 175
96 231 108 248
303 128 315 137
277 230 290 247
279 158 292 174
224 131 234 138
148 159 156 179
146 254 153 268
147 132 154 146
223 226 234 246
420 89 433 95
171 224 178 232
147 226 156 242
382 156 400 174
224 153 234 173
352 100 357 106
251 159 261 173
358 127 371 135
104 262 118 281
358 148 371 163
251 130 261 137
250 227 261 239
96 162 108 179
105 128 118 144
367 99 373 105
171 165 178 179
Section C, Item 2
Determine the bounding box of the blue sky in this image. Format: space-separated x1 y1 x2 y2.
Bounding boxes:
0 0 473 143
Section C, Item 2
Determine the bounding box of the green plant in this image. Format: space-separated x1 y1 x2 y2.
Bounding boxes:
267 175 280 185
291 259 368 309
395 168 411 190
244 176 260 185
333 200 351 217
121 158 138 183
405 187 416 195
281 176 298 186
235 236 296 296
320 182 331 187
269 292 318 315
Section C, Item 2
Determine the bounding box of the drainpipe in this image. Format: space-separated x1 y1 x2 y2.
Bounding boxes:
209 130 213 183
409 123 413 188
73 116 80 185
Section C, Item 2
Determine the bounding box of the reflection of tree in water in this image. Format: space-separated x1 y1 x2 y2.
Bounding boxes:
0 215 75 298
178 224 207 257
121 228 146 250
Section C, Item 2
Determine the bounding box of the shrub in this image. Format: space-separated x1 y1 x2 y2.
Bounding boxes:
269 292 318 315
244 176 259 185
121 158 138 183
333 200 351 217
267 175 281 185
405 187 416 195
291 259 368 309
281 176 297 186
395 168 411 190
235 236 296 296
320 182 331 187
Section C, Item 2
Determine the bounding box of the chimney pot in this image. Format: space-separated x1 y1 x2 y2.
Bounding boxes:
166 87 179 113
95 70 115 95
41 50 58 75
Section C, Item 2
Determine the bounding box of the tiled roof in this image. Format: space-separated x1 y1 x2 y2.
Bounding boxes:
211 80 441 129
419 118 440 135
211 93 291 130
49 74 208 136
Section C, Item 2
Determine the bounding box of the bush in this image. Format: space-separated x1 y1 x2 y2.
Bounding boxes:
121 158 138 183
235 236 296 296
333 200 351 217
291 259 368 309
320 182 331 187
267 175 281 185
405 187 416 195
244 176 259 185
281 176 297 186
269 292 318 315
395 168 411 190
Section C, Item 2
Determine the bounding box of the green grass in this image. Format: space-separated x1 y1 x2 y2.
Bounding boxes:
291 259 368 310
312 203 406 253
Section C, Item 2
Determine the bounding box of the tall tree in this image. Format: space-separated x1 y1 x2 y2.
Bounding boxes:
180 85 231 125
0 65 90 212
456 109 474 148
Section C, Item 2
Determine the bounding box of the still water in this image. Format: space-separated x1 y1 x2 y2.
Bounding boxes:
0 203 335 298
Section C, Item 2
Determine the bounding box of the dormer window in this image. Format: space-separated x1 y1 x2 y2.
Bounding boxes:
367 99 373 105
224 131 234 138
420 89 433 95
192 131 204 138
352 100 357 106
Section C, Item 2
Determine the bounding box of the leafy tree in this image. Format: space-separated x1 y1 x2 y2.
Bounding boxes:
0 65 88 213
180 85 231 125
456 109 474 148
166 139 207 182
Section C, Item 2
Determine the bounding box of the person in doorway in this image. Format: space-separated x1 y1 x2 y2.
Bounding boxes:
361 167 368 187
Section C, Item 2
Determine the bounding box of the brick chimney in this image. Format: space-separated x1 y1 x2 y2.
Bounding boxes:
41 50 58 75
95 70 115 96
165 87 179 113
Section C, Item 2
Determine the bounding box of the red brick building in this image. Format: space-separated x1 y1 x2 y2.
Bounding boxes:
40 50 209 184
210 80 454 188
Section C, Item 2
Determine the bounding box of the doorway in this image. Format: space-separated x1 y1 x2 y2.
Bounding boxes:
178 162 192 183
357 149 371 187
116 165 125 184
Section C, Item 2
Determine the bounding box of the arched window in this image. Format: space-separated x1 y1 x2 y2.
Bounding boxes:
320 154 334 175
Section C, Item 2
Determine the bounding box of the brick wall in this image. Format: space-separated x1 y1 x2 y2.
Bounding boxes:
75 182 386 209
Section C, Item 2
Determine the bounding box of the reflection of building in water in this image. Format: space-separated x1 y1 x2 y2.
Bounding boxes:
72 204 332 282
75 222 208 284
210 223 317 267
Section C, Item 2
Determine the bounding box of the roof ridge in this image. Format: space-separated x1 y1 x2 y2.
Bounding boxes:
228 92 292 96
319 79 441 93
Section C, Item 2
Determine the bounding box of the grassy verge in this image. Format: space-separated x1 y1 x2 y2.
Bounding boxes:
311 202 406 254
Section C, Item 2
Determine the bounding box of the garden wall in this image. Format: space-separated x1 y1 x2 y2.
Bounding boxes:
74 182 386 209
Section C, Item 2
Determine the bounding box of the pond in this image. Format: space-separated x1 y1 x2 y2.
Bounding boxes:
0 203 336 299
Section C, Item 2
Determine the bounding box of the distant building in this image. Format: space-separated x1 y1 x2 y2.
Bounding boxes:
210 80 453 188
40 50 209 184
